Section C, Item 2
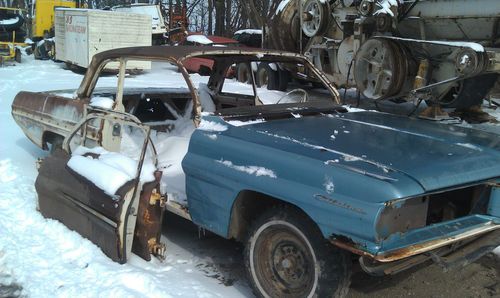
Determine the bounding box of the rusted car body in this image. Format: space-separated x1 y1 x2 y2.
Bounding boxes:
12 46 500 297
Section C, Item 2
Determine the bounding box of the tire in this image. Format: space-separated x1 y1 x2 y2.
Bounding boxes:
0 29 25 42
278 68 290 91
244 207 352 298
14 49 21 63
438 73 499 109
0 31 8 41
237 63 252 84
256 63 279 90
0 13 24 31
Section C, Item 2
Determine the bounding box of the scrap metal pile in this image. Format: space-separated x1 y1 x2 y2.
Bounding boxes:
269 0 500 111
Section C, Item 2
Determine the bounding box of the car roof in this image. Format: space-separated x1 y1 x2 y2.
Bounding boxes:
90 45 305 67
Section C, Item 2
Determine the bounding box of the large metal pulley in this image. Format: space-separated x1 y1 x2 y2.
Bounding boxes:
301 0 329 37
353 38 409 100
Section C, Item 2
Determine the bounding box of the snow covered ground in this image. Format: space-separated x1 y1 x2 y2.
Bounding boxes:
0 54 499 297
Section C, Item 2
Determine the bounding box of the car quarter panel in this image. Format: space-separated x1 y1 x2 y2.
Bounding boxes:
11 91 84 148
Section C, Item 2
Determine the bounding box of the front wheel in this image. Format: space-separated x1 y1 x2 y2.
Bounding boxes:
244 207 351 298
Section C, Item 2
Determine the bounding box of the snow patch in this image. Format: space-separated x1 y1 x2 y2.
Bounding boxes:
324 159 340 165
205 133 218 140
344 155 361 162
186 35 213 45
197 83 216 112
374 0 399 17
68 146 156 196
456 143 483 152
324 176 334 194
0 17 19 25
198 119 228 132
217 159 277 178
494 246 500 258
386 37 485 52
0 160 17 183
51 105 81 122
234 29 262 35
343 105 366 112
226 118 265 126
276 0 291 14
90 96 114 109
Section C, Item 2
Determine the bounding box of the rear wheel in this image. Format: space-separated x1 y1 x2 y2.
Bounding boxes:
244 207 351 298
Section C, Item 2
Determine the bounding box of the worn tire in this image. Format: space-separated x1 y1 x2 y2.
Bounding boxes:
0 13 24 31
438 73 499 109
256 63 279 90
278 68 290 91
237 63 252 84
244 207 351 298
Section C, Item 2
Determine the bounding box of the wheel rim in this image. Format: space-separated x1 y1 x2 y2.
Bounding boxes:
250 221 318 297
354 38 407 99
302 0 327 37
257 68 269 87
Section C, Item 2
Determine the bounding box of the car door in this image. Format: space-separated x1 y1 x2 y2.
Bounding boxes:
35 110 165 263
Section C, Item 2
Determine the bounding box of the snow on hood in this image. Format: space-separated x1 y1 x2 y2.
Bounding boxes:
248 112 500 192
68 146 156 196
197 119 228 132
216 159 277 178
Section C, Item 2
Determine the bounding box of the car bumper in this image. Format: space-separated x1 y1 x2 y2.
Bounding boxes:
331 214 500 263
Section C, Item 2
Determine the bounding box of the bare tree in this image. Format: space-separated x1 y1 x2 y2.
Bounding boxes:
214 0 224 35
207 0 213 35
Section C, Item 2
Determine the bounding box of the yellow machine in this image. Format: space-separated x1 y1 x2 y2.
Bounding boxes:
0 32 24 65
0 7 27 65
31 0 77 39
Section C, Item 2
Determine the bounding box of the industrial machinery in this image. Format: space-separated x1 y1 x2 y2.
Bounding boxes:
267 0 500 110
0 7 27 65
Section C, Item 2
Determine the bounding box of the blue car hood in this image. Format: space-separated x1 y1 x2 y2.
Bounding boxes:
234 111 500 191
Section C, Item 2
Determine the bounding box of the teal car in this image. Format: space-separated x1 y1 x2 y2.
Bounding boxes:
13 46 500 297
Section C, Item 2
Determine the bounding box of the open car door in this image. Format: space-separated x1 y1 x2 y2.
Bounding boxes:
35 109 166 263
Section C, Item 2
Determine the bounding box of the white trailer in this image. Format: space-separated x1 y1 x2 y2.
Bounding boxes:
112 4 167 45
54 8 152 70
